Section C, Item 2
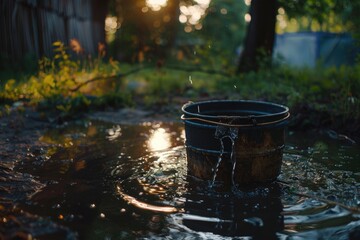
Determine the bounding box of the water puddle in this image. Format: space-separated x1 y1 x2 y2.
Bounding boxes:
15 121 360 239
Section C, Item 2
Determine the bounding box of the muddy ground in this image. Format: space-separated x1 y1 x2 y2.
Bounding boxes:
0 106 181 239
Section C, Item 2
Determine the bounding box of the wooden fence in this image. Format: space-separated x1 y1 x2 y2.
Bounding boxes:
0 0 108 68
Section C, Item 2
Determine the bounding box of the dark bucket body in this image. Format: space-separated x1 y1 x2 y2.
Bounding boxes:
182 100 290 185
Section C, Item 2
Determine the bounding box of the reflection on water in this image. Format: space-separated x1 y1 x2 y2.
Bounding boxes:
106 125 122 141
16 122 360 239
176 181 284 239
147 127 172 152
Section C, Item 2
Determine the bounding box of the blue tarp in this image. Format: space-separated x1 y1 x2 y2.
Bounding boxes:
273 32 359 67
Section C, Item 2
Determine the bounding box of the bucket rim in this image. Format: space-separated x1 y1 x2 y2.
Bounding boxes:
181 100 289 126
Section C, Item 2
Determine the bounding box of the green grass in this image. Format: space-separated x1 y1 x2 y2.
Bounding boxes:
122 64 360 121
1 42 359 127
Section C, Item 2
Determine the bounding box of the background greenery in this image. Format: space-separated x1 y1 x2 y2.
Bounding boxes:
1 0 359 135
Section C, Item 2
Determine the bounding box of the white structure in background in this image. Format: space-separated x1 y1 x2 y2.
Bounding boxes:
273 32 359 68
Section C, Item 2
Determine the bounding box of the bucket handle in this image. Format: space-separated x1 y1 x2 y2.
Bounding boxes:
181 112 290 127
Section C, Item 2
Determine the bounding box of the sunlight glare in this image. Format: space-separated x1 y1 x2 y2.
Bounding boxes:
179 0 210 29
106 125 122 141
220 8 228 15
146 0 168 11
278 7 285 15
105 16 118 34
244 13 251 22
105 15 121 42
117 185 178 213
179 14 187 23
142 7 149 13
181 129 185 140
195 23 202 30
148 128 171 152
184 25 192 33
195 0 210 6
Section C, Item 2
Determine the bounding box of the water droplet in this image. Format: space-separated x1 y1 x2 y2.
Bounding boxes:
120 208 126 213
243 217 264 227
189 75 193 84
53 203 61 209
90 204 96 208
100 213 106 218
234 85 237 89
213 126 238 187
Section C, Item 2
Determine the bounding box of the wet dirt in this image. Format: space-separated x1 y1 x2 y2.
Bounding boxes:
0 105 359 239
0 107 175 239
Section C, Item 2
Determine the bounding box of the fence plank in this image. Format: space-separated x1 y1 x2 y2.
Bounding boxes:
0 0 107 68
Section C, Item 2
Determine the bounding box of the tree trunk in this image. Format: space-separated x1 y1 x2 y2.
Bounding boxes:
237 0 278 73
163 0 180 59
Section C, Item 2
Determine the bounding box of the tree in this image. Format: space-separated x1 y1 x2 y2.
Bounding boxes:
112 0 180 63
280 0 360 36
199 0 247 66
237 0 360 73
0 0 108 70
237 0 278 73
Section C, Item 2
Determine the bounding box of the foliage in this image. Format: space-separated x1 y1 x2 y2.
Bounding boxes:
1 35 360 132
278 0 360 35
2 49 360 123
116 62 360 125
186 0 246 64
217 64 360 121
0 41 132 118
110 0 181 62
279 0 335 25
109 0 247 67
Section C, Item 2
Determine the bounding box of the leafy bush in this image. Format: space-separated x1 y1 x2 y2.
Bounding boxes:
1 40 359 125
0 41 132 118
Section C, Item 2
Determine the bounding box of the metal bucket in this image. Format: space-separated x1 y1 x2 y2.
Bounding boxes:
181 100 290 185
